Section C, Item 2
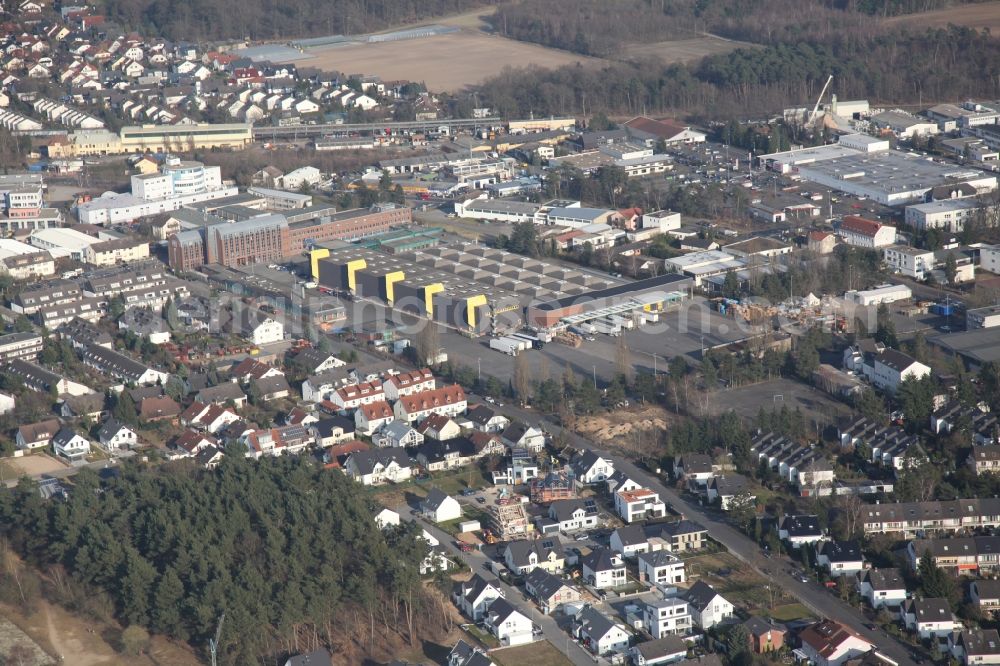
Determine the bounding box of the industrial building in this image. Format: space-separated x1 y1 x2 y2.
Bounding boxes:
53 123 253 157
168 205 410 270
967 305 1000 331
760 141 997 206
312 242 690 335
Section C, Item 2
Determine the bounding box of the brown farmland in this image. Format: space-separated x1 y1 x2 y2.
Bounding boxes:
293 31 606 93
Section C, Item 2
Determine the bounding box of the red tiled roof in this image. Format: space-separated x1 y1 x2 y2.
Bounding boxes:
398 385 466 414
359 400 393 420
840 215 883 237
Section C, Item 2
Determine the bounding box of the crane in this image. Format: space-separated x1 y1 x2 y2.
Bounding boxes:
209 613 225 666
811 75 834 120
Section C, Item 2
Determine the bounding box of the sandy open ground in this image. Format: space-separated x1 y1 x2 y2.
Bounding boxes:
294 31 605 92
623 35 751 63
5 455 67 477
886 2 1000 31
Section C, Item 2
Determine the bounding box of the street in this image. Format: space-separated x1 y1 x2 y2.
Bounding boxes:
398 509 599 665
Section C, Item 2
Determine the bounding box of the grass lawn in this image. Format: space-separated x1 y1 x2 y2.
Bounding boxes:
685 552 792 609
492 640 573 666
463 624 499 649
765 603 816 622
370 465 492 507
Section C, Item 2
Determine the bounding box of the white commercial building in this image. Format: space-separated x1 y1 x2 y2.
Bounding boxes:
455 198 541 224
837 134 890 153
29 227 99 261
905 199 983 233
77 157 236 224
883 245 935 280
982 245 1000 275
845 284 912 306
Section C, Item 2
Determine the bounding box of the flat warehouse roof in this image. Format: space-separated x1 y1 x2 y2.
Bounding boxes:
797 151 989 194
534 273 691 311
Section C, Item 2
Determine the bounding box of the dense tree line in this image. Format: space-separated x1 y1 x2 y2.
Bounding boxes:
0 457 429 664
474 25 1000 120
95 0 499 40
489 0 981 57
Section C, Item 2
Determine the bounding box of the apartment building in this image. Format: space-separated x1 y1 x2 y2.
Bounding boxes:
0 331 43 363
863 498 1000 536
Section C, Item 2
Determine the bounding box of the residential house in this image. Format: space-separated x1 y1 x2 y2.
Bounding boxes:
138 395 181 422
354 401 395 436
51 427 90 461
240 311 284 346
798 620 877 666
606 470 642 495
643 598 692 638
15 419 60 450
383 368 435 400
901 598 958 639
294 348 345 375
393 385 467 423
950 628 1000 666
778 515 824 548
858 568 908 609
615 488 666 523
252 375 291 402
504 537 565 575
684 580 734 629
501 422 546 452
447 640 495 666
571 450 615 484
838 216 897 249
611 524 650 559
415 436 478 471
743 617 785 654
180 402 239 434
649 520 708 552
59 393 106 421
421 489 462 523
343 447 412 485
637 550 686 586
416 412 461 441
817 540 866 577
971 580 1000 615
482 598 533 647
310 415 355 447
547 499 598 533
581 547 626 589
195 382 247 408
575 606 631 656
523 569 581 614
331 381 384 412
82 343 168 385
452 574 504 621
374 508 400 530
861 498 1000 537
629 636 688 666
302 371 347 403
673 453 715 486
97 418 137 452
871 349 931 394
172 429 217 457
466 404 509 433
375 420 423 448
706 474 753 510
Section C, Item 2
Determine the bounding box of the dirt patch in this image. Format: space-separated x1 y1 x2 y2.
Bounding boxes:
884 3 1000 31
293 30 607 93
623 35 752 63
1 600 201 666
0 615 54 665
4 455 68 478
575 405 672 444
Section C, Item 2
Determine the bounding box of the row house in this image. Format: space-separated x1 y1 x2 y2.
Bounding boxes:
393 385 467 423
354 401 394 436
81 343 168 385
863 498 1000 537
331 380 384 411
382 367 435 400
906 535 1000 574
750 432 836 491
933 404 998 446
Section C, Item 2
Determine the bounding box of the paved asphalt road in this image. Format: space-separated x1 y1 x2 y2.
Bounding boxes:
398 509 600 665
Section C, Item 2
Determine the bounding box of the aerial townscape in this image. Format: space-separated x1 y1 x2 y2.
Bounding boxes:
5 0 1000 665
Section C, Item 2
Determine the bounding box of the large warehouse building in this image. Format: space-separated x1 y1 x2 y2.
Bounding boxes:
312 242 693 336
760 139 997 206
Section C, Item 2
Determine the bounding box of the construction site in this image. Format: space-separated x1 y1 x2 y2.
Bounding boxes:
487 490 532 542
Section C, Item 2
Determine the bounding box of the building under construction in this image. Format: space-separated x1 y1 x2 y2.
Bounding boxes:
488 496 532 541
